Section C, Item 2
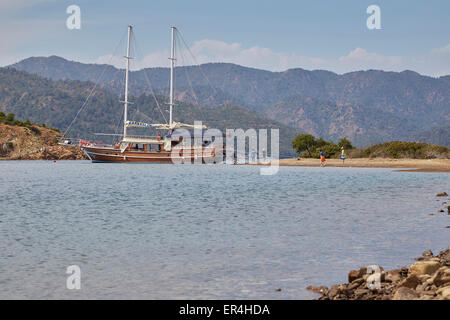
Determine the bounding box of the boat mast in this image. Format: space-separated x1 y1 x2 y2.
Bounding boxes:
169 26 176 127
123 25 132 139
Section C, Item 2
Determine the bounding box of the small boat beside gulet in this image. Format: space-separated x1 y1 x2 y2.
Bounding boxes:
62 26 223 163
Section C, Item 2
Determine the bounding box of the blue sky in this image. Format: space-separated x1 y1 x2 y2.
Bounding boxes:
1 0 450 76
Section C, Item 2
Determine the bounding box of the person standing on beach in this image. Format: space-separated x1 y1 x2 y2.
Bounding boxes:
340 146 345 164
320 150 326 167
251 150 256 163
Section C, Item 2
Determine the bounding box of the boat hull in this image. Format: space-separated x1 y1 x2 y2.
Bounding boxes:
82 146 218 163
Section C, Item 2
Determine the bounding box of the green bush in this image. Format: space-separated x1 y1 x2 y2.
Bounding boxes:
315 137 329 148
292 135 449 159
361 141 449 159
6 113 15 122
48 126 61 133
338 138 353 150
292 134 316 157
385 141 426 158
0 111 44 135
321 143 341 158
424 145 450 159
28 126 41 135
292 134 347 158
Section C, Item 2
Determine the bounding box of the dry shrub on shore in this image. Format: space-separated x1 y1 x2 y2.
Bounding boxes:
293 134 450 160
362 141 450 159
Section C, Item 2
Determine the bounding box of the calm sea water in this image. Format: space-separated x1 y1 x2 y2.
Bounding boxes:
0 161 449 299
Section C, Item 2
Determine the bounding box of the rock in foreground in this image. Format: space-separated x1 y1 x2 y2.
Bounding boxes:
309 247 450 300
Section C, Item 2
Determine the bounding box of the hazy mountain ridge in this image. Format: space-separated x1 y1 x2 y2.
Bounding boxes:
263 94 420 146
9 56 450 146
412 125 450 147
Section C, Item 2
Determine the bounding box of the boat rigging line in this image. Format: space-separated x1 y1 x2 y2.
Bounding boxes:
175 33 200 107
63 28 128 138
131 30 168 125
175 28 218 100
64 25 224 143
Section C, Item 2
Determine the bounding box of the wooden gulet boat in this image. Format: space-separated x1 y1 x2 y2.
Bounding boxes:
80 26 220 163
81 131 219 163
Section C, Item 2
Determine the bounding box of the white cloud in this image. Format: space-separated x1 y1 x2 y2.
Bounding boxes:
98 40 450 76
95 54 126 69
95 50 170 71
3 16 450 77
0 1 448 77
139 50 170 69
96 39 328 72
0 0 54 14
94 41 412 75
0 21 40 66
186 39 327 71
431 43 450 56
426 43 450 77
338 47 403 71
0 18 63 66
0 0 59 66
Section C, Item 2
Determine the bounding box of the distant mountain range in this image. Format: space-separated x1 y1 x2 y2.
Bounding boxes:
10 56 450 147
0 67 299 156
412 125 450 147
7 55 450 147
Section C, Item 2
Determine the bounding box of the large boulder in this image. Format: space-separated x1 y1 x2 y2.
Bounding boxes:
348 269 360 283
436 286 450 300
432 267 450 287
348 266 384 283
385 269 402 283
399 274 420 289
347 278 364 291
348 267 368 283
306 285 328 294
438 247 450 266
392 287 419 300
409 261 441 276
422 249 433 257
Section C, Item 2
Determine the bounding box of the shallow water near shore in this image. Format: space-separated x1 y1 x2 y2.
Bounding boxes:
0 161 449 299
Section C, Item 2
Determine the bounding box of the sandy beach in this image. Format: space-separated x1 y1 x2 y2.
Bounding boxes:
264 158 450 172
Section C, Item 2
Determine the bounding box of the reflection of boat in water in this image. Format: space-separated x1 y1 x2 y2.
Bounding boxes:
66 26 222 163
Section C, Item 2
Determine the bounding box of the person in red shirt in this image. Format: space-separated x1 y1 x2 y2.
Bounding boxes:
320 150 326 167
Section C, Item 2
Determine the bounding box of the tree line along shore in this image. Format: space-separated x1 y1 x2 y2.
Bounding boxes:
292 134 450 160
286 134 450 171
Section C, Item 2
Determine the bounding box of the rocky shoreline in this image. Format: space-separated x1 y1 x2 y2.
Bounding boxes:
308 192 450 300
308 247 450 300
0 122 85 160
